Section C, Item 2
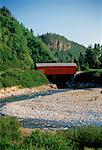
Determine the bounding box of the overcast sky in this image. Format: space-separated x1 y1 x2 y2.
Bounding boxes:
0 0 102 47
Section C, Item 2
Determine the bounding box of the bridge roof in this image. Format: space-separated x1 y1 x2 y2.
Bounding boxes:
36 63 77 67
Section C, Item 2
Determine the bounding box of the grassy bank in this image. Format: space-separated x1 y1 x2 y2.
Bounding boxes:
0 116 102 150
0 68 48 88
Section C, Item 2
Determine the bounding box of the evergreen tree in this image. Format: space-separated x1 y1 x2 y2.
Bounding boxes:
78 53 85 70
85 45 95 68
93 43 101 68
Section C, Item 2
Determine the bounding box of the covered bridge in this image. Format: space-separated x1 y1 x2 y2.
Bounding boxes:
36 63 77 87
36 63 77 75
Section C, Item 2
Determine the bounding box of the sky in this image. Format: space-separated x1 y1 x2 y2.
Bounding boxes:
0 0 102 47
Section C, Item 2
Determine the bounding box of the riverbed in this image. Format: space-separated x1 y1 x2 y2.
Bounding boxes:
1 88 102 129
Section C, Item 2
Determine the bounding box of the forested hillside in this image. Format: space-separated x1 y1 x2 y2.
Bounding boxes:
0 7 56 71
40 33 87 63
0 7 55 88
40 33 102 70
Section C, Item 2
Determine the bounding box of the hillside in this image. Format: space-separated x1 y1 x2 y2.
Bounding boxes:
0 7 56 71
0 6 101 73
40 33 87 63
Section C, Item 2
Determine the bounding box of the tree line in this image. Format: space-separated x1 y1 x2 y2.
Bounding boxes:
78 44 102 70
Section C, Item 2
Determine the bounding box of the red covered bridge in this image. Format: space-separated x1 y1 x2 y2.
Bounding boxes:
36 63 77 75
36 63 77 88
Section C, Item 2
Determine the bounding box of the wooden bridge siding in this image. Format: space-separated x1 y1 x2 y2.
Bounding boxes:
37 66 77 75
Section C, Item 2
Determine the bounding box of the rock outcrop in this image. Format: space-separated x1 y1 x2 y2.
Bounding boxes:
40 33 71 51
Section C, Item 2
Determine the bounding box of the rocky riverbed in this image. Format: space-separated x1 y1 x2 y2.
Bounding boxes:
1 88 102 129
0 84 57 99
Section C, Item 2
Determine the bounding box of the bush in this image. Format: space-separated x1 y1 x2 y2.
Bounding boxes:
75 126 102 148
74 69 102 84
22 130 69 150
0 81 3 88
0 116 21 150
61 126 102 149
0 68 48 88
0 76 20 87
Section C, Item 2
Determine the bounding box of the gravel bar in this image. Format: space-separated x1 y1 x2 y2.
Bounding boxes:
1 88 102 129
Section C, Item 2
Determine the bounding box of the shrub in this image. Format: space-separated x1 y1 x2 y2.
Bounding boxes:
62 126 102 149
0 81 3 88
74 69 102 84
0 68 48 88
23 130 69 150
0 116 21 150
0 76 20 87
